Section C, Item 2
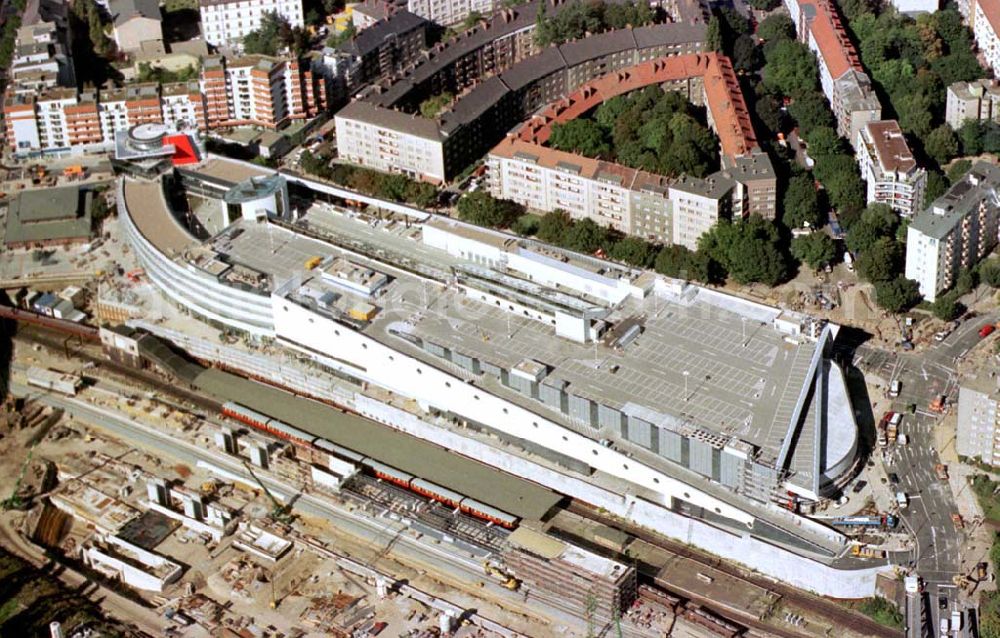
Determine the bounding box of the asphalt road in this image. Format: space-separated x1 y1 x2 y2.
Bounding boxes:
854 309 1000 637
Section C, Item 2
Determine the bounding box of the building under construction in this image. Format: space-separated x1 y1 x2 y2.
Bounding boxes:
503 527 636 621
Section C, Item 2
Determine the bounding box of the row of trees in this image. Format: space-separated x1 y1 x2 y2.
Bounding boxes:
535 0 657 46
548 86 719 178
298 151 440 208
457 190 798 286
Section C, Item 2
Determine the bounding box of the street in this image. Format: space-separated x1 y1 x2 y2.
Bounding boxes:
846 310 1000 638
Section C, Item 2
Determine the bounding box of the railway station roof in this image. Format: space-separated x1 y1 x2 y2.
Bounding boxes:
191 367 563 521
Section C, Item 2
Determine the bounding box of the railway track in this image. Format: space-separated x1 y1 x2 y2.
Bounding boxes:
567 501 901 638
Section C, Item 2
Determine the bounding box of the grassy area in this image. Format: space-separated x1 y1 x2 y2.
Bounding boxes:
856 596 903 629
971 474 1000 523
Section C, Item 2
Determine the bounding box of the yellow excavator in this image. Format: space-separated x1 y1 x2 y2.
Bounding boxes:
483 560 520 591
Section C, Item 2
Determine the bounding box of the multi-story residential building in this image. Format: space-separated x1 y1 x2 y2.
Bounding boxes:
946 79 1000 129
325 10 427 97
957 374 1000 466
3 54 327 156
407 0 493 26
971 0 1000 75
335 101 447 181
904 161 1000 301
856 120 926 217
335 23 708 184
785 0 881 145
199 0 304 48
109 0 163 53
487 138 668 238
161 82 208 132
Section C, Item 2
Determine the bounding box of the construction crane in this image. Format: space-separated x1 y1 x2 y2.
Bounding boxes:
241 461 292 524
3 444 36 511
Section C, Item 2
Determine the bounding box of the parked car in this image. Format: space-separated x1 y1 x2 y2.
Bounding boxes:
852 480 867 494
889 472 900 485
980 324 996 338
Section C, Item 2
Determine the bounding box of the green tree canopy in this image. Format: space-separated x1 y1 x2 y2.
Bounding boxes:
791 232 837 271
536 210 573 244
855 237 902 283
763 39 819 98
456 191 523 228
549 119 611 158
783 172 823 229
874 276 921 313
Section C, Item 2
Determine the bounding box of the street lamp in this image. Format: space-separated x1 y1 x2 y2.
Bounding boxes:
683 370 690 401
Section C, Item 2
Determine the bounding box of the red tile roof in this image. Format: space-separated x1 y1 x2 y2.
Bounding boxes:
516 52 758 161
796 0 864 80
978 0 1000 35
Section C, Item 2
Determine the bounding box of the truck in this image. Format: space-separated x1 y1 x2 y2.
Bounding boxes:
936 464 949 480
896 492 909 509
951 610 963 632
851 544 886 559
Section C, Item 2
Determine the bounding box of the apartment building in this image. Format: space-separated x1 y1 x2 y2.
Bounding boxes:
971 0 1000 75
335 100 447 182
946 79 1000 129
904 161 1000 301
487 138 664 237
785 0 881 145
325 10 427 96
957 374 1000 466
4 55 327 156
10 20 74 94
488 138 736 250
335 24 708 184
161 82 208 131
407 0 494 26
199 0 304 48
109 0 163 53
856 120 926 217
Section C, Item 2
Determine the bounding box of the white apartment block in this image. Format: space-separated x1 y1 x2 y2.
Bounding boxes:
199 0 304 48
957 375 1000 466
904 161 1000 302
668 175 734 250
407 0 493 26
856 120 925 217
946 79 1000 129
972 0 1000 75
335 101 447 183
487 138 737 250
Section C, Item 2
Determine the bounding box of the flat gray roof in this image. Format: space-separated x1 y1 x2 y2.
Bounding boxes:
121 179 197 256
192 367 561 520
4 186 91 245
911 161 1000 240
336 101 443 141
